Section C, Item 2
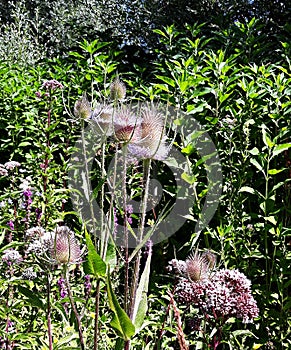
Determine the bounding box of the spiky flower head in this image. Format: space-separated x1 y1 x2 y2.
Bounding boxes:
185 250 211 282
49 226 82 264
91 103 114 136
74 93 92 120
113 106 141 142
201 250 217 270
110 78 126 101
128 105 170 160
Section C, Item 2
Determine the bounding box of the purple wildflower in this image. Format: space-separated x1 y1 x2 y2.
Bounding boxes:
42 79 64 90
84 275 91 296
0 166 8 176
21 267 37 280
7 220 14 230
4 161 21 170
126 204 133 225
2 249 22 265
57 277 67 298
35 208 42 221
174 265 259 324
23 188 33 206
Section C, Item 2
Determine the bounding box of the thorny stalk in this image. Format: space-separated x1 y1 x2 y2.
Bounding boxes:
64 266 85 350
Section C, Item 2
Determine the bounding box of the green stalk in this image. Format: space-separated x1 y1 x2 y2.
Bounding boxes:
46 272 53 350
129 159 151 319
122 146 129 313
64 266 85 350
264 152 271 291
80 120 97 244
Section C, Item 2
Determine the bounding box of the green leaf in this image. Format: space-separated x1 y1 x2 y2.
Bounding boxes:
232 329 257 338
250 158 263 172
268 168 285 175
238 186 256 194
181 172 197 184
85 230 106 278
155 75 175 87
131 251 152 332
249 147 260 156
272 143 291 157
18 286 45 310
265 216 277 225
106 270 135 340
261 125 275 149
178 80 189 93
181 144 195 155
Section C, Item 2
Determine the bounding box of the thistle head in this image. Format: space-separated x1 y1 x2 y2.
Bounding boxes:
201 250 217 270
110 78 126 101
49 226 82 264
113 106 141 142
128 105 170 160
74 93 92 120
91 104 114 135
185 250 210 282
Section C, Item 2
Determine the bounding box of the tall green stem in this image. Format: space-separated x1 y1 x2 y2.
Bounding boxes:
81 121 97 244
122 146 129 313
129 159 151 319
64 267 85 350
46 272 53 350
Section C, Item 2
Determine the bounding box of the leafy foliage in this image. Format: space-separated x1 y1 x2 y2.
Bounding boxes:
0 13 290 350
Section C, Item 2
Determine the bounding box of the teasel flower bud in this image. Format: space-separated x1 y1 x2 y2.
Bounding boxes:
110 78 126 101
50 226 83 265
74 93 92 120
185 250 210 282
202 250 216 270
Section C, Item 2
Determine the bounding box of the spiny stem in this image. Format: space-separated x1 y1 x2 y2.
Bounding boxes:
64 267 85 350
129 159 151 319
93 279 101 350
46 272 53 350
122 146 129 313
81 121 97 244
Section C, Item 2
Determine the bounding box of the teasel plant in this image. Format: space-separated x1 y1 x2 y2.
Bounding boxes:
72 77 172 349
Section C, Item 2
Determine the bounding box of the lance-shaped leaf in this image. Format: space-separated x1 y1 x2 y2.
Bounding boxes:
85 230 106 278
18 286 45 310
131 251 152 332
106 270 135 340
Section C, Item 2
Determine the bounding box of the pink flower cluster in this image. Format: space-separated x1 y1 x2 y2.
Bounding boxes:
169 253 259 324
